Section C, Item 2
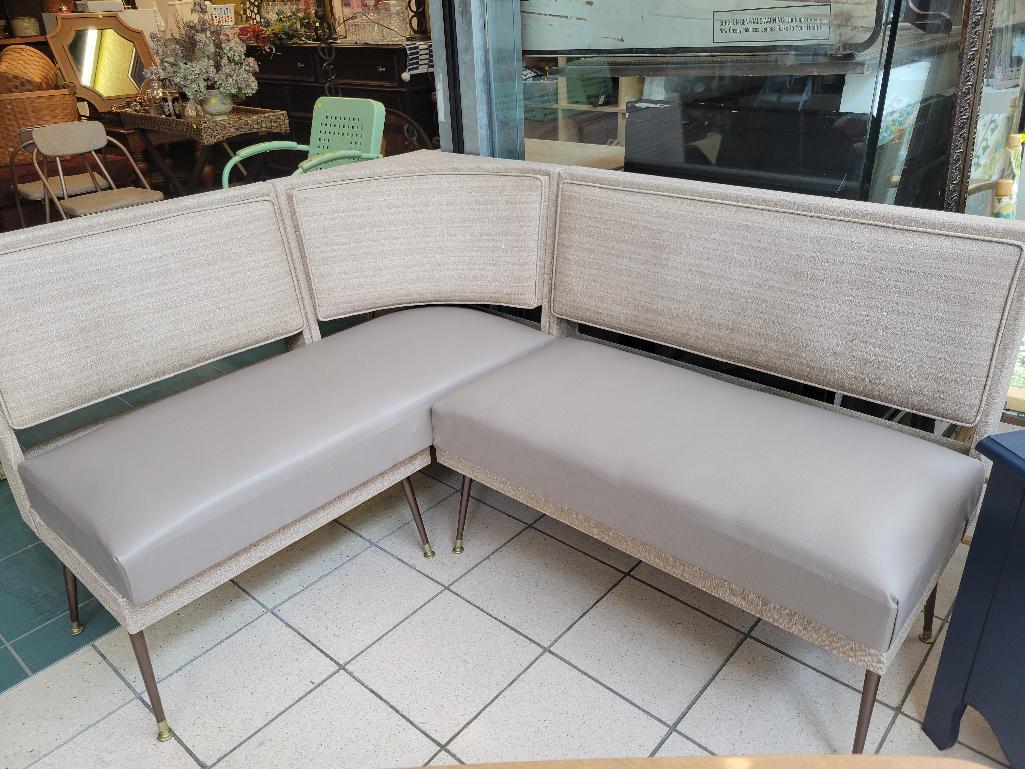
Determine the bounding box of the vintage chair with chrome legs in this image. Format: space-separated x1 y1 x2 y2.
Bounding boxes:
11 126 113 227
26 120 163 219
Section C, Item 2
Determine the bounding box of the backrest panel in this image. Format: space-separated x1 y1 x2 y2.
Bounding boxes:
308 97 385 159
277 152 557 319
553 167 1025 426
0 184 307 428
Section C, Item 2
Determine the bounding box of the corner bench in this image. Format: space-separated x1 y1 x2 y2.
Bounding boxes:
0 151 1022 755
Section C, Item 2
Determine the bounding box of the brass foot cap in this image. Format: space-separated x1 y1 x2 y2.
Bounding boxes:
157 722 174 742
919 630 936 644
423 545 436 559
69 621 84 636
452 539 464 554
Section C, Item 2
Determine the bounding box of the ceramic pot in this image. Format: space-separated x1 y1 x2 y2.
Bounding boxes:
200 89 233 120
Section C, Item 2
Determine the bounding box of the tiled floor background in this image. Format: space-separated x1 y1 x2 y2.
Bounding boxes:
0 463 1006 769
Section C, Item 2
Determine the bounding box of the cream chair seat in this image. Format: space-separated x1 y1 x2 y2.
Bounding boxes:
16 172 110 200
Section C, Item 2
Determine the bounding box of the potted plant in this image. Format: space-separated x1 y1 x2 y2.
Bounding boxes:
146 0 259 119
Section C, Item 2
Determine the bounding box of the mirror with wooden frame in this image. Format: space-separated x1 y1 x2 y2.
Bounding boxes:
47 13 156 112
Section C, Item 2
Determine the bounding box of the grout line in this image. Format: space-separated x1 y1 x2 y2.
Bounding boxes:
342 666 448 754
437 565 636 754
871 616 948 755
744 633 883 701
209 667 346 768
260 540 375 612
874 706 901 756
0 538 43 565
628 570 758 635
527 519 637 574
21 665 142 769
230 583 345 667
91 646 207 768
92 642 143 698
338 488 459 547
545 648 675 729
0 628 31 677
148 609 270 686
677 733 717 756
650 621 757 757
6 596 102 645
339 586 446 668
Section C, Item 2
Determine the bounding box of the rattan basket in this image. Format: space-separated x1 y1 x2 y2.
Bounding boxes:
0 45 61 94
0 87 80 165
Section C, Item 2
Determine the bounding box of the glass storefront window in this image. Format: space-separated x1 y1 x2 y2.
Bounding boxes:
484 0 971 207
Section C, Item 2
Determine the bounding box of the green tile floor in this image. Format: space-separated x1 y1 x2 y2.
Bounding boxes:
0 340 289 693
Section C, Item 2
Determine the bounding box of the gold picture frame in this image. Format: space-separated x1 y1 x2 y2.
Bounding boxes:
47 13 156 113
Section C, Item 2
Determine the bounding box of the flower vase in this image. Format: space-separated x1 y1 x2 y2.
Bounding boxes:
200 90 233 120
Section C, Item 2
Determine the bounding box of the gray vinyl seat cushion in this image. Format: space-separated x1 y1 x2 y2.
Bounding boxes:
60 187 164 217
20 307 552 605
432 337 984 652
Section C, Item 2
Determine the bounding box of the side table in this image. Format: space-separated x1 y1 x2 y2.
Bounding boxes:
118 107 289 196
923 428 1023 767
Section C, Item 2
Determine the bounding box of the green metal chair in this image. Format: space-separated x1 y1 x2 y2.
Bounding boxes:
221 97 385 188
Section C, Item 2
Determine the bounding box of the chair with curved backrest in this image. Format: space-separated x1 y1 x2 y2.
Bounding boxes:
221 97 385 188
12 125 113 226
29 120 164 219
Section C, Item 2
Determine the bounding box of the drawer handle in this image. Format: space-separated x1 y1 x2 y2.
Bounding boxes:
296 61 305 68
376 65 387 72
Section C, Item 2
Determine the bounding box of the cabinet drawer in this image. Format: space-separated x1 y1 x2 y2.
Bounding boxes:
335 49 402 84
257 49 318 81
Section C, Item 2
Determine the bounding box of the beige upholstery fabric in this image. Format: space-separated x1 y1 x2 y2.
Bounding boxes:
17 173 110 201
31 121 108 156
433 337 983 652
60 187 165 217
21 307 552 603
0 183 308 428
552 166 1025 426
276 153 557 319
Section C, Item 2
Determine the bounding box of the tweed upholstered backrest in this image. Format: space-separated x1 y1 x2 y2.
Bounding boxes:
276 151 557 320
552 166 1025 430
0 183 308 429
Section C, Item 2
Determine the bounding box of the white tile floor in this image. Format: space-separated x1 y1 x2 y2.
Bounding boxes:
0 466 1007 769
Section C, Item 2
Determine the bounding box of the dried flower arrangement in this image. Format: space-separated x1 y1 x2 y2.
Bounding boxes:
237 6 319 52
145 0 260 102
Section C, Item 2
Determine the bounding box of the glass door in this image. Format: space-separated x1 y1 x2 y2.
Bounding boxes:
468 0 972 206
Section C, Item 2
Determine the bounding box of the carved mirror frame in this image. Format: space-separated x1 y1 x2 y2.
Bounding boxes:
945 0 999 212
47 13 156 112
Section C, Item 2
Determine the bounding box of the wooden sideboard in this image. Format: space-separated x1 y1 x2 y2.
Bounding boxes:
246 42 438 173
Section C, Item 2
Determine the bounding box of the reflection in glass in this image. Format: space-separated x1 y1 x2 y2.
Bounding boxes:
68 27 146 97
486 0 976 208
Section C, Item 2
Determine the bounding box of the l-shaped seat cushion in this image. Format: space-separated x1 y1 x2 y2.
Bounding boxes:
432 337 984 652
20 307 552 605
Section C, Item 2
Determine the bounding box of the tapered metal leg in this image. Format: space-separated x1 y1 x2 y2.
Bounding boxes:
453 475 472 554
400 477 435 558
853 670 880 753
129 631 173 742
63 565 83 636
920 585 938 644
